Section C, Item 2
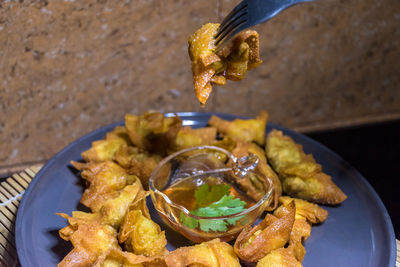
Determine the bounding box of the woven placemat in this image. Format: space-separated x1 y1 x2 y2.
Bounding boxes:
0 165 399 266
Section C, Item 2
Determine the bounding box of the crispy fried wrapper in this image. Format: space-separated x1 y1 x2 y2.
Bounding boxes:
57 212 120 267
81 126 132 163
114 145 161 189
279 196 328 224
93 248 166 267
273 196 328 263
209 111 268 146
256 247 302 267
266 130 347 205
234 201 296 263
58 184 146 230
173 126 217 151
125 112 182 155
188 23 262 105
164 238 241 267
99 183 144 228
118 209 167 257
231 141 282 209
70 160 140 212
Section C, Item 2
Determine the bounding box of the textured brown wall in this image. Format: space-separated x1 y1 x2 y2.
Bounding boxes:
0 0 399 173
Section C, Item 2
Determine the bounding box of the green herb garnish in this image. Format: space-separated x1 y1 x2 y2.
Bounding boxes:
180 184 247 232
194 184 230 207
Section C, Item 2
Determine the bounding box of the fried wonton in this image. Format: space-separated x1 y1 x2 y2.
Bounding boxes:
173 126 217 151
99 184 144 228
265 130 347 205
273 196 328 263
114 145 161 189
93 248 166 267
234 201 295 263
57 212 120 267
125 112 182 155
81 126 131 163
256 247 302 267
118 210 167 257
209 111 268 146
164 238 241 267
70 160 140 212
231 141 282 209
188 23 262 105
279 196 328 224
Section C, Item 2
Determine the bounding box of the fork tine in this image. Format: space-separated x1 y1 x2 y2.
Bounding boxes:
215 18 247 46
217 1 247 35
218 22 248 47
215 5 248 40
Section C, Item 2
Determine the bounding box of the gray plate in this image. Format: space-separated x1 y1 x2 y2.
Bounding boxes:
15 112 396 266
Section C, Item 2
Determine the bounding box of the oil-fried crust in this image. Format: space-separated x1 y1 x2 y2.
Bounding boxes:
188 23 262 105
234 201 296 263
266 129 347 205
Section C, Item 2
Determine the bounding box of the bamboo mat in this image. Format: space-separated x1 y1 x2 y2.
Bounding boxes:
0 165 399 267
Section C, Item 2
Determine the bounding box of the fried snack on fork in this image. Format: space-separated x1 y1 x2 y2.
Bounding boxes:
266 129 347 205
188 23 262 105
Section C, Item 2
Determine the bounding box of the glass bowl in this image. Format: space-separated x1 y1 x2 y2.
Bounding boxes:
149 145 274 243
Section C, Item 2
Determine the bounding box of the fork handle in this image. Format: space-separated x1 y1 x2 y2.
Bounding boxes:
248 0 313 26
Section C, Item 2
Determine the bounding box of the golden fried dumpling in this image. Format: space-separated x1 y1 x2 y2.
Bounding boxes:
234 201 295 263
164 239 240 267
188 23 262 105
70 160 140 212
118 210 167 257
279 196 328 224
125 112 182 155
81 126 131 163
256 247 302 267
93 248 166 267
273 196 328 263
188 23 225 105
57 213 120 267
173 126 217 151
266 130 347 205
209 111 268 146
99 183 144 228
114 145 161 189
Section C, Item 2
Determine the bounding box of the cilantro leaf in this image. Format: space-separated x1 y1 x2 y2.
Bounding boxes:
180 212 198 229
209 195 246 209
199 219 227 232
195 184 230 208
180 185 248 232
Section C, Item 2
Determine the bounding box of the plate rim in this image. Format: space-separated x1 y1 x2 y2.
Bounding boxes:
15 111 396 266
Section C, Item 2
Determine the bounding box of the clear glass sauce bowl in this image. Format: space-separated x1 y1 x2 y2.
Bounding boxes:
149 145 274 243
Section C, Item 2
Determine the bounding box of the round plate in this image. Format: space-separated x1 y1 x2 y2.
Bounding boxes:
15 112 396 267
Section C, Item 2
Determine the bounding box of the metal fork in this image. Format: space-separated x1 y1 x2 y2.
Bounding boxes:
215 0 313 49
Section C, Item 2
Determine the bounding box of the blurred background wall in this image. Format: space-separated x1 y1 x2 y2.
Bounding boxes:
1 0 399 175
